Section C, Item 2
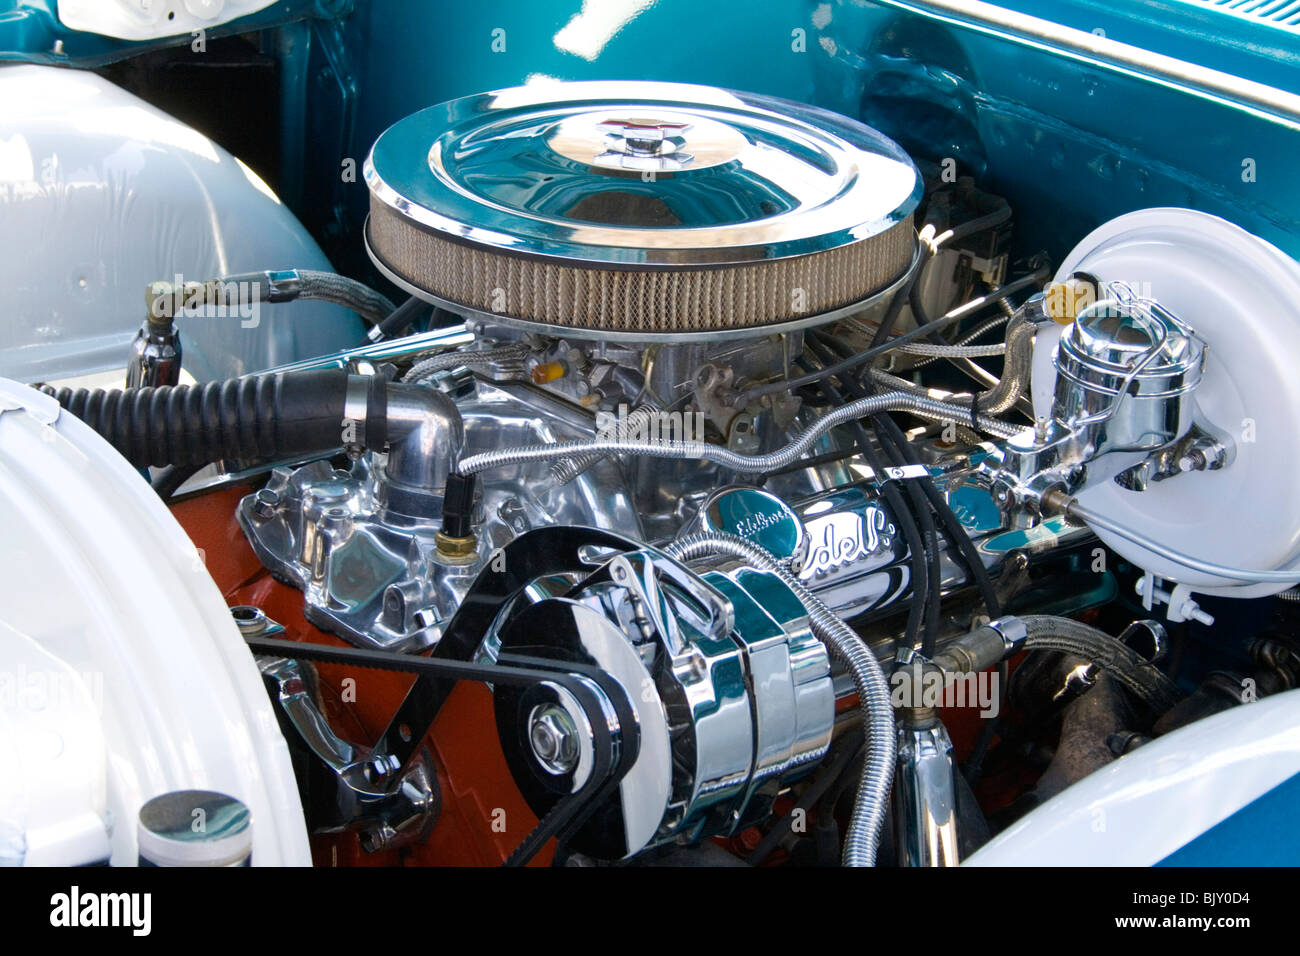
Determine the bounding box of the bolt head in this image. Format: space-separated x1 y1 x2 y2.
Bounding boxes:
528 705 579 775
365 754 401 786
252 488 280 518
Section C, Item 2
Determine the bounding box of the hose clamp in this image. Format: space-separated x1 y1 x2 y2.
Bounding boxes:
876 464 928 486
342 374 370 459
985 615 1028 655
263 269 302 302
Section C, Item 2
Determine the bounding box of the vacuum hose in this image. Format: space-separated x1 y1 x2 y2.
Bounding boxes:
1018 615 1182 714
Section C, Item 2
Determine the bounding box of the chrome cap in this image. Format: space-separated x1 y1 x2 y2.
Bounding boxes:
1057 297 1205 400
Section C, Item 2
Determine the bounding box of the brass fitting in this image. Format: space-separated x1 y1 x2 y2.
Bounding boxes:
435 530 477 560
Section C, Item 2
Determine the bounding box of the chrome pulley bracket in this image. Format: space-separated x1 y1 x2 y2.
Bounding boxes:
375 526 647 768
494 597 661 861
606 547 735 652
242 633 639 867
258 653 441 855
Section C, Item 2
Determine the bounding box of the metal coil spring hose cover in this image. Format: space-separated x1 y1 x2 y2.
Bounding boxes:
364 81 921 337
456 390 1020 477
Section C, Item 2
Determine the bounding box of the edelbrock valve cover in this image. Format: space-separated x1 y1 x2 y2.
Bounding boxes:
364 81 921 338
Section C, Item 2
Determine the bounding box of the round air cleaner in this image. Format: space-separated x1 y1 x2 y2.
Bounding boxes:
364 81 921 339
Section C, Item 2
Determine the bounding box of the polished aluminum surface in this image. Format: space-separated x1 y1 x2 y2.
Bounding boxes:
236 349 1038 653
1053 289 1205 456
383 385 464 505
237 379 641 651
704 563 835 825
984 287 1221 527
794 481 912 617
565 549 834 855
894 714 961 867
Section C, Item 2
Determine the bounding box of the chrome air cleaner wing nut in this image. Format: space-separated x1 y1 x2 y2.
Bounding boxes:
364 81 921 338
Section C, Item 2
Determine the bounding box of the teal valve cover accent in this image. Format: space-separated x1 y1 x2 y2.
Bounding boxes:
686 487 810 571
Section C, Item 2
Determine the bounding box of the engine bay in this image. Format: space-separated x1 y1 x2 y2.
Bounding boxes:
3 3 1300 874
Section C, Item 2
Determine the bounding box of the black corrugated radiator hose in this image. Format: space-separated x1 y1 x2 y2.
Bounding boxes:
34 368 389 468
38 369 471 537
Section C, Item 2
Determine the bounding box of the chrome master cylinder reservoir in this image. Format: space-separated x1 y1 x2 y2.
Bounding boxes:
1052 294 1205 455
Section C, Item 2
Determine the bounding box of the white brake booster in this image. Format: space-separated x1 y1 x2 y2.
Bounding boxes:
980 208 1300 618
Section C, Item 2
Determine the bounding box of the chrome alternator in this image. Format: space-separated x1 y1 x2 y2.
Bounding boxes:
492 545 835 861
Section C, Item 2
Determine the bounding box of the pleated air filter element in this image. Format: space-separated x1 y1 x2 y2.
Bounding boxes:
365 82 921 339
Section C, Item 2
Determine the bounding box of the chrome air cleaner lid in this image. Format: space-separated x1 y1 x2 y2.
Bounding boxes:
364 81 920 337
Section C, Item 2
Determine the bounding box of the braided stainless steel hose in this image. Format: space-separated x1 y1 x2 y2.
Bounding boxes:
911 314 1012 369
458 391 1019 476
662 532 895 867
875 318 1033 417
402 345 528 383
897 341 1007 358
1018 615 1181 714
